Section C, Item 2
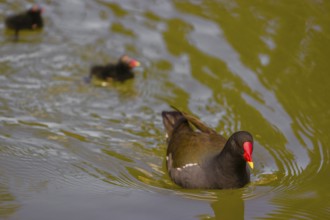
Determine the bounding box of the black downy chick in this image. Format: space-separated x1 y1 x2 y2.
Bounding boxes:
5 5 44 40
88 55 140 83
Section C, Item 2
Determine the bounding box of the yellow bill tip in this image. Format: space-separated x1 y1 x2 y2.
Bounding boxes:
248 161 254 169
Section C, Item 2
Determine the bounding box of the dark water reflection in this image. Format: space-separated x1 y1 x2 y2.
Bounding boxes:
0 0 330 219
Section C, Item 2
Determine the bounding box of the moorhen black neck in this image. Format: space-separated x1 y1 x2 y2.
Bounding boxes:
89 55 140 83
5 5 44 40
161 108 254 189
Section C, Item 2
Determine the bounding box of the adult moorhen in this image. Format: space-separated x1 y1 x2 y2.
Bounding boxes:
5 5 44 40
161 108 254 189
89 55 140 83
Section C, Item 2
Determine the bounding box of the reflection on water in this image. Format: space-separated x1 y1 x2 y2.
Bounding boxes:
0 184 20 218
0 0 330 219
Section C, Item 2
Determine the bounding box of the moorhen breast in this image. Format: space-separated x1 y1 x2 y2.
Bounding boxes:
161 108 254 189
5 5 44 40
89 55 140 83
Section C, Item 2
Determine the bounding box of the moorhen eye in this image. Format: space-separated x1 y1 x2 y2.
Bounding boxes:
162 107 254 189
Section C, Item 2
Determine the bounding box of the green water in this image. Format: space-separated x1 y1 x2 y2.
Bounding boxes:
0 0 329 219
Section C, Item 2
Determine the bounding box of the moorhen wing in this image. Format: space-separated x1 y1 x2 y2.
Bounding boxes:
5 5 44 40
161 108 254 189
89 55 140 83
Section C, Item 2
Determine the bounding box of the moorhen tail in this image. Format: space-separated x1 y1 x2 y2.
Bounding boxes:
89 55 140 83
5 5 44 40
161 108 254 189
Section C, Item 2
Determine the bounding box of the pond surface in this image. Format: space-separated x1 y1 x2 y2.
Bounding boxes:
0 0 329 219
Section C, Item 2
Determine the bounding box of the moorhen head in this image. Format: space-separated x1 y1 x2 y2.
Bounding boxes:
89 55 140 83
161 108 254 189
5 5 44 39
